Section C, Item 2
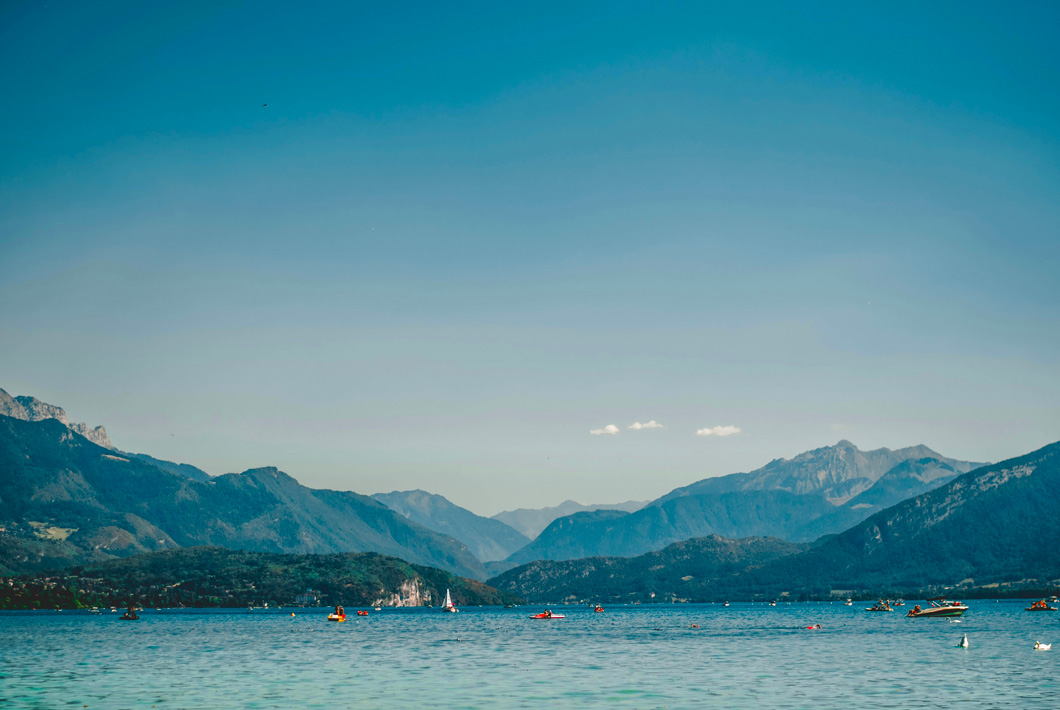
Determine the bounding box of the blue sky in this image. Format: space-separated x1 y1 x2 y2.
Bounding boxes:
2 1 1058 514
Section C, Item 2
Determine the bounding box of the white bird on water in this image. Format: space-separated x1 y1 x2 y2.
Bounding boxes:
957 634 969 648
1034 641 1051 651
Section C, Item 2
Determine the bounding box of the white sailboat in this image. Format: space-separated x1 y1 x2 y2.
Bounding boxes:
443 588 458 613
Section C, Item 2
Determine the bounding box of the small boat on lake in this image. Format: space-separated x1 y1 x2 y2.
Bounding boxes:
1026 599 1058 611
529 610 565 619
593 605 604 612
906 599 968 618
866 600 893 612
119 603 139 621
442 589 459 613
327 605 346 622
356 610 369 616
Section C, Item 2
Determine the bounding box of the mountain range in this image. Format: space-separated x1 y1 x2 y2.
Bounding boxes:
0 415 486 579
658 440 980 504
5 385 1044 606
489 440 1060 601
494 441 984 569
372 490 529 562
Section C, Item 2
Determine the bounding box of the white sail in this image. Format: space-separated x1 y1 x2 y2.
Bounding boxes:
443 588 458 612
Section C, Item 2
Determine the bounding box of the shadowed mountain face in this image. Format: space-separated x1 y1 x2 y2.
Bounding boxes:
791 457 964 540
0 416 486 579
372 490 529 562
766 440 1060 593
500 442 984 564
489 535 806 603
492 441 1060 602
492 499 646 540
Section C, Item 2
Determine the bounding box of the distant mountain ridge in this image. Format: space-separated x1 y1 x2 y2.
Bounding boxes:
492 499 646 539
491 440 1060 601
659 440 982 505
503 491 833 566
498 441 985 564
0 415 486 579
372 490 529 562
0 387 113 449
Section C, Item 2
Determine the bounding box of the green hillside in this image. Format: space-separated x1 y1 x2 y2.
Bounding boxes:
1 546 519 610
489 535 805 603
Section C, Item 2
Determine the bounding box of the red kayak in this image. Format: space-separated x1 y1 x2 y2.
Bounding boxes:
529 611 565 619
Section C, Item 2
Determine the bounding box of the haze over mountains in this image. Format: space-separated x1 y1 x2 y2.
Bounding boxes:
492 500 647 539
372 490 529 562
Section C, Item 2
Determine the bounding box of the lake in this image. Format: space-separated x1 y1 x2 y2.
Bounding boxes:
1 601 1056 708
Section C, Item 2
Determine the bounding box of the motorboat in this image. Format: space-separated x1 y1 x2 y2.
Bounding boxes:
529 610 565 619
593 606 604 612
866 600 893 612
906 599 968 618
1025 599 1058 611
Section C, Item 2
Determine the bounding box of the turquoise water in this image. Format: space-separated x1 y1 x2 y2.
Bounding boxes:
1 602 1057 709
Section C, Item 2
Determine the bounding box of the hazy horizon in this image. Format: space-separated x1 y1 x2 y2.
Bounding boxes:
2 2 1058 515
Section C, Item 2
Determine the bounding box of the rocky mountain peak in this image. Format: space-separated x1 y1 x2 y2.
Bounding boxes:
0 387 114 449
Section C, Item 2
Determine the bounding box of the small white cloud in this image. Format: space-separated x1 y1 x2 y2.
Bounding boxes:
628 420 663 430
696 425 741 437
590 424 620 436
